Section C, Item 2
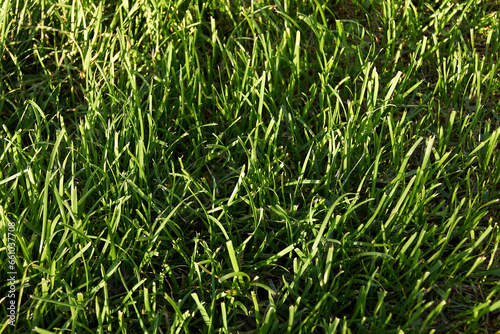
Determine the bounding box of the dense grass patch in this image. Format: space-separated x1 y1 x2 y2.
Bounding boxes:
1 0 499 332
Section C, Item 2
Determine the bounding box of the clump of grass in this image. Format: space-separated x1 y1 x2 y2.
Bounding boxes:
1 0 499 333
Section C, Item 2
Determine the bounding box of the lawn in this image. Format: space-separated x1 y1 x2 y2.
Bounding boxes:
1 0 499 332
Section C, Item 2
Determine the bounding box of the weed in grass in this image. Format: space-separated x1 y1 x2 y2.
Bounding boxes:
1 0 499 333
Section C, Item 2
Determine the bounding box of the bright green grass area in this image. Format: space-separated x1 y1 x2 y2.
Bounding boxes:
1 0 500 332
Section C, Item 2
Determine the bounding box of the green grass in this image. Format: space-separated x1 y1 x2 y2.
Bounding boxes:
1 0 499 332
